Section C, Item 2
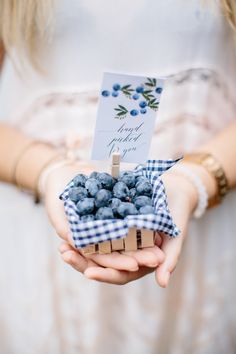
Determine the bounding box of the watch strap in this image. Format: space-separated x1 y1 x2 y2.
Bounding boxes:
183 153 229 208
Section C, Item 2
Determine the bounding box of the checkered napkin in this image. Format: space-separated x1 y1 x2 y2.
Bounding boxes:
59 158 182 249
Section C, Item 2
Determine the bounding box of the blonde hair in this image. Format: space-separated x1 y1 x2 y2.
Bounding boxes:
0 0 54 66
0 0 235 66
221 0 236 34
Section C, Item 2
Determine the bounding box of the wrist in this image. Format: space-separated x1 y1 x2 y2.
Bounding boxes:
166 158 219 218
162 172 198 217
13 141 63 203
183 153 229 209
180 162 217 202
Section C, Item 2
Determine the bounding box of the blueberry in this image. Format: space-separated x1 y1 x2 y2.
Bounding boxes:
85 178 102 197
101 90 110 97
97 172 116 190
136 86 144 93
113 181 129 200
139 101 147 108
134 196 152 209
135 175 149 184
95 207 114 220
139 205 155 214
113 83 121 91
132 93 140 100
76 198 95 216
94 189 112 208
155 87 163 94
112 91 119 97
129 188 137 201
136 180 153 196
140 108 147 114
118 171 136 188
73 174 87 187
117 202 138 218
69 187 88 203
80 214 95 222
130 109 139 116
89 171 100 179
108 198 121 215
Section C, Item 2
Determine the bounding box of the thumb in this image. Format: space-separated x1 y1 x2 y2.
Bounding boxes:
45 185 71 241
155 234 183 288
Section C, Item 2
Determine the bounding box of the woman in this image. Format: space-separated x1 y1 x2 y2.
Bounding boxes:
0 1 236 353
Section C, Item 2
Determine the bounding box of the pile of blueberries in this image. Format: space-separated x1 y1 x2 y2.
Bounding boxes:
68 170 155 222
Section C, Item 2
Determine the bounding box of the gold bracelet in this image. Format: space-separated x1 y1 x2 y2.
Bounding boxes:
183 153 229 208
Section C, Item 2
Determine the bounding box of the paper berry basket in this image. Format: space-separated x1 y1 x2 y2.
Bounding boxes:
60 158 181 254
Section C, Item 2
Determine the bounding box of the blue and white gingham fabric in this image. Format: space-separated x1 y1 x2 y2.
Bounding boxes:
60 158 182 249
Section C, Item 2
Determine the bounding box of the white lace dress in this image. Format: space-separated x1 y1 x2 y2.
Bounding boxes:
0 1 236 353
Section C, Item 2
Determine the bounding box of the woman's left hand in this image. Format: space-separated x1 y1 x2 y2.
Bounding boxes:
55 168 197 287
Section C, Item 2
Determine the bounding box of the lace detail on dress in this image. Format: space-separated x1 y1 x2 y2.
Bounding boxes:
15 90 99 128
14 90 100 161
169 68 236 107
153 68 236 145
150 68 236 158
170 67 231 85
13 68 236 160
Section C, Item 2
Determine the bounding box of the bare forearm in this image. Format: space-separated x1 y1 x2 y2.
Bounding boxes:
0 41 4 69
0 123 58 191
168 121 236 214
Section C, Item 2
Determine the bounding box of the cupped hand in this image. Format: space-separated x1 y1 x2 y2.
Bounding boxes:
45 162 197 287
59 241 165 285
44 162 165 282
153 172 197 287
66 172 197 287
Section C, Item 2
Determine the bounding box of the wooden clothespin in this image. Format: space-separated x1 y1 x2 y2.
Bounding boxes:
111 150 121 178
109 150 125 251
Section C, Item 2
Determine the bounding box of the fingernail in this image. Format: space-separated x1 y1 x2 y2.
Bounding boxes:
148 262 158 268
61 252 72 264
58 243 67 254
164 272 170 287
84 270 95 279
58 246 65 254
67 231 73 241
147 258 159 267
130 265 139 272
84 272 91 279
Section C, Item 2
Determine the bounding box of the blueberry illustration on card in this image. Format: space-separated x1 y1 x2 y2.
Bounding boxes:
91 72 165 164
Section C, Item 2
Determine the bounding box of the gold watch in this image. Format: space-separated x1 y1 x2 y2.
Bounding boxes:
183 153 229 208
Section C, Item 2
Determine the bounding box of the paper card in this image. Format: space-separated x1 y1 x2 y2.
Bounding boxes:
91 72 165 164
